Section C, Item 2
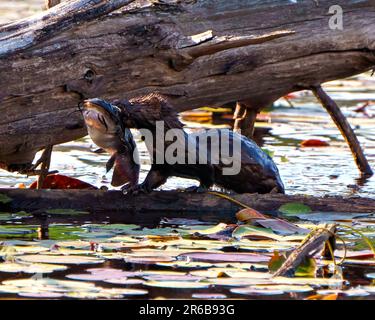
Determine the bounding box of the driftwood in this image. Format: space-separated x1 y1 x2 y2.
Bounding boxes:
1 189 375 224
312 85 373 176
273 224 337 277
0 0 374 170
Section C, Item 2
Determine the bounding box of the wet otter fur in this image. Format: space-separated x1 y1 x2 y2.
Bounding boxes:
113 93 285 194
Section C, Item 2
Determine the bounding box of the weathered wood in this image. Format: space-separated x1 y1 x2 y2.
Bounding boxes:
312 85 373 176
36 145 53 189
273 224 337 277
0 0 374 168
233 101 259 139
0 189 375 225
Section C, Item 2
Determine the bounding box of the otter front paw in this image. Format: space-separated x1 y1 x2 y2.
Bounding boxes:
122 183 151 195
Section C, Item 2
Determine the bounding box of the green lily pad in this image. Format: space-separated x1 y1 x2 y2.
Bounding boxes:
46 209 90 215
0 211 32 221
278 203 312 215
262 148 275 158
0 194 12 204
48 225 86 240
0 226 36 237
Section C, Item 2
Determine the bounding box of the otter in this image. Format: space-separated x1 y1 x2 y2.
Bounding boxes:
85 94 285 194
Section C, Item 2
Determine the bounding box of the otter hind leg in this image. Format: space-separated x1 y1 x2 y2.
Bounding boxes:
184 165 215 193
184 185 209 193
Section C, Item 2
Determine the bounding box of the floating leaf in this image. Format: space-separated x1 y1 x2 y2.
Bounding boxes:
343 288 369 297
19 292 64 298
104 278 144 285
0 263 67 274
272 277 346 287
295 212 372 222
280 155 289 163
0 211 32 221
231 284 313 296
278 203 312 215
124 255 174 264
236 208 268 222
190 268 271 279
142 274 204 282
262 148 275 158
0 194 12 204
268 251 286 273
192 293 227 299
47 225 87 241
231 287 284 296
0 226 36 237
29 174 97 190
144 281 210 289
206 278 272 287
301 139 330 147
178 252 270 263
66 272 128 281
156 261 214 269
305 293 338 300
255 219 310 235
16 254 105 265
232 225 283 241
45 209 90 215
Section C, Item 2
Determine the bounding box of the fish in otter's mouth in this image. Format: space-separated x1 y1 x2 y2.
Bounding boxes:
81 98 140 188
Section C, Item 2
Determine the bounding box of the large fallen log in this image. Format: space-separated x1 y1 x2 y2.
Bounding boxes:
0 0 374 169
1 189 375 224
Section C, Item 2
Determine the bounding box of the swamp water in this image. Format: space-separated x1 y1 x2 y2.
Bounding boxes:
1 0 375 300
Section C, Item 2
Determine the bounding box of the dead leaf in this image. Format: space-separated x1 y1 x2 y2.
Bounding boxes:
301 139 330 147
29 174 97 189
236 208 268 222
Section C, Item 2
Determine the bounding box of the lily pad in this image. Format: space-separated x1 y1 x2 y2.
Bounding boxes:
104 278 144 285
0 226 36 236
192 293 227 299
144 281 210 289
178 252 270 263
278 203 312 215
142 274 204 282
0 212 32 221
0 194 12 204
45 209 90 215
124 256 175 264
232 284 313 295
16 254 105 265
0 263 67 274
19 292 65 298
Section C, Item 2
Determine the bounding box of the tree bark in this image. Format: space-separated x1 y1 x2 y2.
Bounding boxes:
273 224 337 278
1 189 375 224
312 85 373 176
0 0 374 168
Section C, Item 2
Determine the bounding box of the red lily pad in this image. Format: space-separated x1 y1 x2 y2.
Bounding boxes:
30 174 97 189
300 139 330 147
